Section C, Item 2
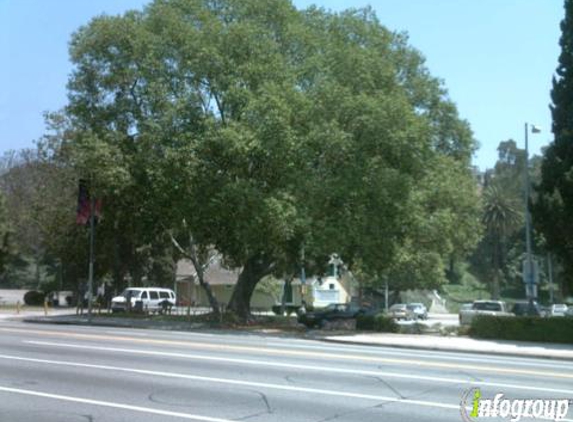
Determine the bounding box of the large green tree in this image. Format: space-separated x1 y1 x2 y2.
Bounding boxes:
382 156 482 293
0 149 84 290
61 0 479 320
471 140 526 292
535 0 573 297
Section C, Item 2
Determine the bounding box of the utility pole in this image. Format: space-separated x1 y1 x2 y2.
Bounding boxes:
87 195 95 323
523 123 540 301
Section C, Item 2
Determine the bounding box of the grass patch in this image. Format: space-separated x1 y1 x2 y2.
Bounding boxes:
91 311 303 331
356 314 399 332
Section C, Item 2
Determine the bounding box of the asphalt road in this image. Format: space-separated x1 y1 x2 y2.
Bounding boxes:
0 321 572 422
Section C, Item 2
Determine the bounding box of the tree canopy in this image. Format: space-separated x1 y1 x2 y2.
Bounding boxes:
9 0 480 318
535 0 573 297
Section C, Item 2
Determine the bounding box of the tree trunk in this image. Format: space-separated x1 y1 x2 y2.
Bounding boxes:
280 276 293 315
167 228 220 317
227 253 274 321
190 253 220 318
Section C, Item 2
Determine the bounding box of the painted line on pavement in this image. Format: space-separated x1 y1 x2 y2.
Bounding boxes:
0 354 460 411
23 341 573 396
5 352 573 422
107 331 149 336
0 385 234 422
103 328 215 338
267 341 573 370
3 326 573 379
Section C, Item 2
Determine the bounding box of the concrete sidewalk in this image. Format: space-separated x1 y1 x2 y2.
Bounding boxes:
323 332 573 361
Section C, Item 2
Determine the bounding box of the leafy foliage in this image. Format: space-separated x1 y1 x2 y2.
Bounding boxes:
535 0 573 297
356 314 398 332
8 0 480 319
470 315 573 344
0 191 13 276
469 138 547 301
481 184 522 299
0 140 85 290
23 290 45 306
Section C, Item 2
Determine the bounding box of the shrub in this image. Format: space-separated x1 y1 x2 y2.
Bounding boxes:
399 322 425 335
356 314 376 330
375 315 399 332
24 290 45 306
356 314 398 333
470 315 573 344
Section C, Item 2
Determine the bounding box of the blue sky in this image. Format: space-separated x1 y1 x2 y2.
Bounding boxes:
0 0 563 170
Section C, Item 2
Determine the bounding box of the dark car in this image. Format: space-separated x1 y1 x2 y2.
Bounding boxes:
297 303 366 328
511 301 543 317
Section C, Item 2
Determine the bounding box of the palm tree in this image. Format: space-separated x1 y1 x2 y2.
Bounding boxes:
482 184 522 299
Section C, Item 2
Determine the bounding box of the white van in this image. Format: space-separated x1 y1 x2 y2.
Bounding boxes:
111 287 176 313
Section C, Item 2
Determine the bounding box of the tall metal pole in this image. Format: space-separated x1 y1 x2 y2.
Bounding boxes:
523 123 535 300
87 195 95 323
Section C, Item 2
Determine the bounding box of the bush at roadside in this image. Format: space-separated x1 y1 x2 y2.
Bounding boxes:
356 314 399 333
23 290 45 306
470 315 573 344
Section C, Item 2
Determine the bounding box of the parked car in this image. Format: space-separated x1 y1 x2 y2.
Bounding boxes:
549 304 568 317
458 303 473 323
388 303 413 321
459 300 512 325
511 301 543 317
406 303 428 320
297 303 365 328
111 287 176 313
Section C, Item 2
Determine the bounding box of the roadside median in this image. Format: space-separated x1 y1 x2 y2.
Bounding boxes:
17 311 573 361
321 332 573 361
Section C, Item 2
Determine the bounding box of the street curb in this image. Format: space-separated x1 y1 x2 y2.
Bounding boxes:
21 316 207 331
20 316 307 337
20 316 573 362
319 337 573 362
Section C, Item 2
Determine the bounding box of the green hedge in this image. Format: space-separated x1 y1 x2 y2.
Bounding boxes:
356 314 398 333
24 290 45 306
470 315 573 344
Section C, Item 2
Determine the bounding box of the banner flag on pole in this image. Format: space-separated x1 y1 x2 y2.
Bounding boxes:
76 179 102 225
76 179 90 225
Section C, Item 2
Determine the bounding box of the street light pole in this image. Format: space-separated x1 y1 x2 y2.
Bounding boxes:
523 122 540 300
87 195 95 323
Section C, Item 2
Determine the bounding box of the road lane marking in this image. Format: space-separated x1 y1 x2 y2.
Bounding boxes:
0 386 234 421
106 331 149 336
3 326 573 379
5 353 573 422
23 341 573 396
5 356 573 422
0 354 461 411
267 341 573 370
104 329 215 338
